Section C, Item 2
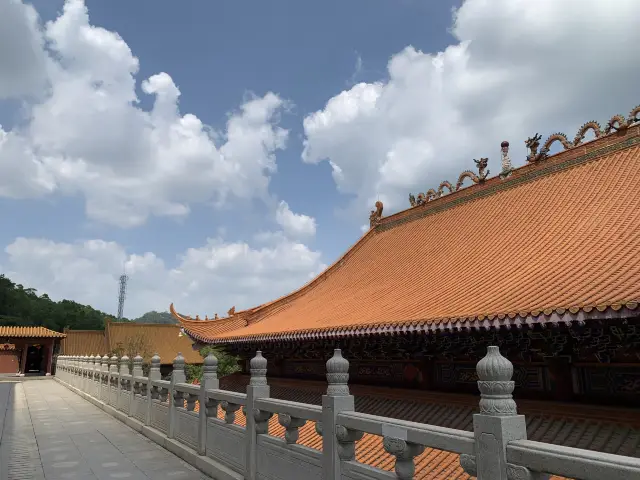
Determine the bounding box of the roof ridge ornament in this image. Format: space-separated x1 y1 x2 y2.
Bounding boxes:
369 200 383 228
500 141 513 178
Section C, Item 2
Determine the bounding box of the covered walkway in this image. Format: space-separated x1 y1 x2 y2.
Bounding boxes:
0 379 211 480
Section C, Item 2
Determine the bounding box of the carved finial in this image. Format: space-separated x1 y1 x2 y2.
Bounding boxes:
409 193 416 207
119 355 130 375
250 351 268 386
214 313 219 320
500 141 513 177
369 201 384 228
195 315 201 321
149 353 161 380
132 353 143 377
204 315 209 321
102 354 109 366
173 352 185 371
476 346 517 416
172 353 186 383
109 355 119 373
204 352 218 377
228 306 236 316
326 349 350 396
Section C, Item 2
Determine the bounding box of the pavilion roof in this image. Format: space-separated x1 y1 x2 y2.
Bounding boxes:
174 106 640 344
0 326 66 338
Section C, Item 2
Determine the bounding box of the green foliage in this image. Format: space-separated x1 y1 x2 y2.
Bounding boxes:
185 345 241 383
0 274 121 332
132 310 177 324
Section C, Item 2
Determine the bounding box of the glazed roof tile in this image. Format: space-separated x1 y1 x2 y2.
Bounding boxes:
61 322 202 364
0 326 66 338
61 329 107 355
214 374 640 480
178 122 640 344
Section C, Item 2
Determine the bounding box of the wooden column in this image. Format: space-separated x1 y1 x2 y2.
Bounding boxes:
20 343 28 375
45 341 53 375
545 356 573 402
418 357 435 390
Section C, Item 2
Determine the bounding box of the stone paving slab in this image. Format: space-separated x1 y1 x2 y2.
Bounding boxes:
0 380 211 480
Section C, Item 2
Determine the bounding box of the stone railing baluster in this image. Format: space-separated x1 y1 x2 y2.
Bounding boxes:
147 353 161 426
199 352 219 455
459 346 529 480
382 438 425 479
245 350 271 480
323 348 357 479
221 401 241 424
278 414 306 445
168 352 186 439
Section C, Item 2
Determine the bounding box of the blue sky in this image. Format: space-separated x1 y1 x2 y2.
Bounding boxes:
1 0 457 261
0 0 638 318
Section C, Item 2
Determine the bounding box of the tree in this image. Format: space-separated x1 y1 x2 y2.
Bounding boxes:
0 274 116 331
110 333 154 376
185 345 240 383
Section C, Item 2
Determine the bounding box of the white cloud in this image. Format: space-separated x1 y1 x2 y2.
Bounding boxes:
302 0 640 218
0 0 48 99
275 201 317 239
0 0 289 227
4 234 325 319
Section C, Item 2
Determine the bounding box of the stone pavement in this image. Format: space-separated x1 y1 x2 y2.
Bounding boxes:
0 380 212 480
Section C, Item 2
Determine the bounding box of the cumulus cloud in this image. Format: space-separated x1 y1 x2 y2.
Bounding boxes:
4 235 325 319
0 0 288 227
302 0 640 217
0 0 48 98
275 201 317 239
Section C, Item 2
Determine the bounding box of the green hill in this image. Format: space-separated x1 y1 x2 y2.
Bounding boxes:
0 274 120 331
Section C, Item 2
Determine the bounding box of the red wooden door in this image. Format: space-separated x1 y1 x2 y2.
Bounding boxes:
0 350 19 374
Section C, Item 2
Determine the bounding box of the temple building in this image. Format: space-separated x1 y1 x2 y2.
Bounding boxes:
171 106 640 479
61 320 202 376
0 326 66 376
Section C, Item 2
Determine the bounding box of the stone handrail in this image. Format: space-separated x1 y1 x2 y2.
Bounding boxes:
337 411 475 455
507 439 640 480
254 397 323 422
53 347 640 480
206 388 247 406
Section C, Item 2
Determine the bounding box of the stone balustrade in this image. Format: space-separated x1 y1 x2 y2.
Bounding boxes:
54 347 640 480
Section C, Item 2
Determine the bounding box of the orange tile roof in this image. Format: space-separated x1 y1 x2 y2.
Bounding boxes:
106 321 202 364
61 329 108 355
60 322 202 364
0 326 66 338
176 121 640 343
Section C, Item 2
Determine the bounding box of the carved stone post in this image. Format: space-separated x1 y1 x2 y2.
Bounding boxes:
199 352 219 455
462 346 528 480
109 355 119 407
130 354 143 414
87 355 94 395
169 352 186 439
147 353 161 426
118 355 130 413
101 355 109 401
322 349 356 480
245 351 270 480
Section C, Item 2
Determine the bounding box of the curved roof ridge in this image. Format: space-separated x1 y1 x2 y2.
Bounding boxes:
246 122 640 327
379 120 640 230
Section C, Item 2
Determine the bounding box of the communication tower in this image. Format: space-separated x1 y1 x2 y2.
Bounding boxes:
117 272 128 320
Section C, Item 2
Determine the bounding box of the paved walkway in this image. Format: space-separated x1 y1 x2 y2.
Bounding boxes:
0 379 212 480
